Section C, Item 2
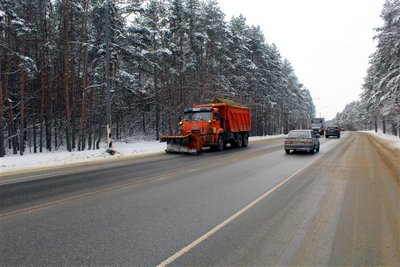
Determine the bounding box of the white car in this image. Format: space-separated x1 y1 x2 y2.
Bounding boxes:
284 130 320 154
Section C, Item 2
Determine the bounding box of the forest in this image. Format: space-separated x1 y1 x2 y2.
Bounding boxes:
0 0 316 157
333 0 400 136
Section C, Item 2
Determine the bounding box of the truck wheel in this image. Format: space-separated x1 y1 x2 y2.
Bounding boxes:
235 134 243 148
310 146 315 154
285 149 290 154
242 133 249 147
217 135 225 151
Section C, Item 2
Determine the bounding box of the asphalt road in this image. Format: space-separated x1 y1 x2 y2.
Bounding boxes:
0 132 399 266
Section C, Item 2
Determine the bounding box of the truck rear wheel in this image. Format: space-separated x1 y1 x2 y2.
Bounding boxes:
235 134 243 148
242 133 249 147
217 135 225 151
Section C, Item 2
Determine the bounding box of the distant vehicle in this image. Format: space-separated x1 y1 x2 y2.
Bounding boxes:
311 117 325 135
325 126 341 138
284 130 320 154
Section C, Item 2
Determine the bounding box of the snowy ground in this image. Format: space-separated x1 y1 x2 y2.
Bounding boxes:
362 130 400 150
0 135 285 174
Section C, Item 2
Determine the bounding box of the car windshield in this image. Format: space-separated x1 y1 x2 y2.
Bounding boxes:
183 111 212 121
288 131 310 138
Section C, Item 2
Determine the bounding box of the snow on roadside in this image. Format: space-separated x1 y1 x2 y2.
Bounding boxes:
249 134 285 141
361 130 400 150
0 142 165 174
0 135 283 174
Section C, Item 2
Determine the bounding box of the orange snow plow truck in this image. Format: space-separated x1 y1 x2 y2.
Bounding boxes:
160 98 251 154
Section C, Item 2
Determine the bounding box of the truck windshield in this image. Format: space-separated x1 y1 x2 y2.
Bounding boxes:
183 111 212 121
311 119 323 123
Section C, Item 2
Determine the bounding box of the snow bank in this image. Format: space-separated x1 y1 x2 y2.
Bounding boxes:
249 134 285 141
0 141 165 174
361 130 400 150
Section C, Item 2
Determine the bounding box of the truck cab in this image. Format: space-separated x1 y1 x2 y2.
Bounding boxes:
181 107 223 148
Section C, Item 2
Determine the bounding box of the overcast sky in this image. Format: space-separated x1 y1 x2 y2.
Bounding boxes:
217 0 385 120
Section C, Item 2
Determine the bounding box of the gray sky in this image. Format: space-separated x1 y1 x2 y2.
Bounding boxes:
217 0 385 120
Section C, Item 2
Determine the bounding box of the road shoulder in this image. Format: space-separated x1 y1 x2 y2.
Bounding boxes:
361 132 400 184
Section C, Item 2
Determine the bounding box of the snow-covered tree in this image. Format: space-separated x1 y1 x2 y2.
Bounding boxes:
1 0 316 156
361 0 400 136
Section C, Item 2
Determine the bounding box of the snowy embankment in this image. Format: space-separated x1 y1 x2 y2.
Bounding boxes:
361 130 400 180
362 130 400 150
0 135 284 175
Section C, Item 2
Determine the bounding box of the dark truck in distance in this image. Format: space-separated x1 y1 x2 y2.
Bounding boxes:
311 117 325 136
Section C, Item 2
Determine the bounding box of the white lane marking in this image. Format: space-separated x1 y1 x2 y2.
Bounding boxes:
157 152 324 267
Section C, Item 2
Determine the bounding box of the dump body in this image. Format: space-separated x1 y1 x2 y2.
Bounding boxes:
160 98 251 154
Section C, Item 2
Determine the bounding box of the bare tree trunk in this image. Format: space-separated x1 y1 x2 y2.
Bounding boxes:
382 117 386 134
71 54 76 150
69 7 77 150
88 87 94 150
63 0 72 151
391 122 397 136
46 92 52 151
54 119 58 149
40 46 45 153
19 46 26 156
0 11 4 157
39 0 48 153
4 16 18 154
79 0 89 150
0 69 4 157
163 58 172 135
76 52 82 150
80 50 89 149
154 64 159 140
46 0 54 152
138 61 146 134
33 114 37 153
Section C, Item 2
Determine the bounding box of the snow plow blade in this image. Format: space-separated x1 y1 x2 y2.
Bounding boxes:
160 134 202 154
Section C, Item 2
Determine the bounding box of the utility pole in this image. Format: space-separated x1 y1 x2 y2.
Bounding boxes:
104 0 114 154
